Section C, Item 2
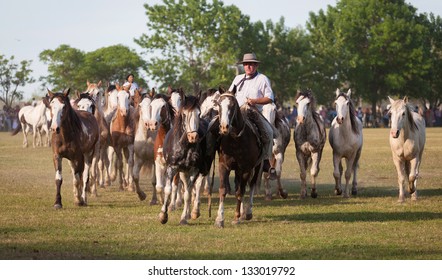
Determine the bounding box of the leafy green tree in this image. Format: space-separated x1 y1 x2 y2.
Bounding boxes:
0 54 35 107
135 0 249 93
307 0 432 113
39 45 146 92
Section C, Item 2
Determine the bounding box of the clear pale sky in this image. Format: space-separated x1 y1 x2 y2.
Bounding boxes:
1 0 441 99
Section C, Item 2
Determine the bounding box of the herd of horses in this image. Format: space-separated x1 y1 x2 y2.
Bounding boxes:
11 82 426 227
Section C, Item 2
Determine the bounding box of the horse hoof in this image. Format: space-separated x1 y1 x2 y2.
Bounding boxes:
179 219 188 225
231 220 240 225
351 189 358 196
53 204 62 210
245 213 253 220
408 186 416 194
335 189 342 196
159 212 168 224
279 189 288 199
138 191 147 201
311 192 318 199
168 205 176 212
150 199 157 206
214 220 224 228
191 211 200 220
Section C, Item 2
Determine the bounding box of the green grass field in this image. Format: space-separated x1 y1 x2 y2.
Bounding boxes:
1 128 441 259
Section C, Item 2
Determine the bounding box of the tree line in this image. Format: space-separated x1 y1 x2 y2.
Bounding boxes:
1 0 441 112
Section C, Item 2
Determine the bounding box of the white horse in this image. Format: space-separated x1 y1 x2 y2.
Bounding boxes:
261 103 290 200
329 89 363 198
388 96 426 203
12 100 50 148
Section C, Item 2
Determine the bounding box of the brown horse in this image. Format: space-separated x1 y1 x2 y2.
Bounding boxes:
44 88 99 209
213 86 264 228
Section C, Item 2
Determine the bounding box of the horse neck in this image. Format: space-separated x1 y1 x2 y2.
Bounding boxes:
60 106 82 138
113 107 130 130
135 109 148 140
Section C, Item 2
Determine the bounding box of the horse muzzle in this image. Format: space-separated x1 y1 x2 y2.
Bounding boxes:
390 129 400 138
297 116 305 124
219 124 230 135
337 117 344 124
187 131 199 143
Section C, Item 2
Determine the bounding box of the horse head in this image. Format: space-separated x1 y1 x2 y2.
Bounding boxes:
295 90 314 125
178 95 201 143
106 84 119 112
168 86 185 114
200 88 220 120
47 88 71 134
147 94 174 131
217 91 239 136
75 93 96 114
388 96 416 138
139 89 155 128
116 88 130 117
335 88 352 125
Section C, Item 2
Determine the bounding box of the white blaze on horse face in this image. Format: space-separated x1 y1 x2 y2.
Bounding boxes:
148 98 167 130
389 100 406 138
184 107 200 143
107 89 119 111
296 96 310 124
219 97 232 135
335 96 349 124
50 98 65 132
139 98 152 126
262 103 277 125
170 92 182 113
117 90 130 116
77 98 94 113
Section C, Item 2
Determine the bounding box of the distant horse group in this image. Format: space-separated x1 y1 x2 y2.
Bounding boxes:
15 82 426 227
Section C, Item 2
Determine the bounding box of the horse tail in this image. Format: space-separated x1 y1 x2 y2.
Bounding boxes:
11 116 24 136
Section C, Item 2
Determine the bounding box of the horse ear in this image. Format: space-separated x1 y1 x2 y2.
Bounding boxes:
97 80 102 87
150 88 155 97
218 86 225 94
388 96 395 104
47 88 54 98
197 90 202 100
87 80 90 87
63 88 70 96
347 88 352 98
335 88 340 97
403 96 409 103
167 85 172 95
232 85 237 94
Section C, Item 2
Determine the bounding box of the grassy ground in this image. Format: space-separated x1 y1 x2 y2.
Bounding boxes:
0 128 441 260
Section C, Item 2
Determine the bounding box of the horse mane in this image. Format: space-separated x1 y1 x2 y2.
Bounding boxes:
173 95 200 135
153 93 176 121
405 102 418 132
336 92 359 135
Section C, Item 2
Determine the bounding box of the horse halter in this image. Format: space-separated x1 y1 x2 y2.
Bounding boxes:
218 93 246 137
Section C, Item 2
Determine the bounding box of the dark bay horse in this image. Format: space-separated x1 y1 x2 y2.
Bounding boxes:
44 88 99 209
294 90 326 199
158 94 214 225
213 87 264 228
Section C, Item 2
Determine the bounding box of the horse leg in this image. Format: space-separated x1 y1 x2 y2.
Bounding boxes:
114 147 124 191
351 148 362 196
215 168 229 228
179 173 197 225
132 156 147 201
297 152 307 199
343 158 353 198
53 155 63 209
155 159 166 205
69 160 85 206
333 153 343 196
274 152 288 199
191 174 204 220
393 157 406 203
126 145 135 192
233 174 243 225
88 143 99 198
22 124 28 148
159 166 176 224
168 174 180 211
150 163 158 205
81 155 94 205
108 146 117 182
408 158 419 201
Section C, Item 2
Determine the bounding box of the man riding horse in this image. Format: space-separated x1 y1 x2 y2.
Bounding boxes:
229 53 277 179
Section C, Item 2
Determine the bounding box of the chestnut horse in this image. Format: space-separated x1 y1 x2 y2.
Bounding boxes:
293 90 326 199
45 88 99 209
213 87 264 227
388 96 426 202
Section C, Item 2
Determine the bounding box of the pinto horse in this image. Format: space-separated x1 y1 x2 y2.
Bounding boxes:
261 103 290 200
294 90 326 199
388 96 426 203
133 89 157 204
213 87 264 227
329 89 363 198
158 94 214 225
146 94 176 205
44 88 99 209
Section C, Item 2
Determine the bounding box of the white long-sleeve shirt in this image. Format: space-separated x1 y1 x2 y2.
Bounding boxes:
229 72 274 111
